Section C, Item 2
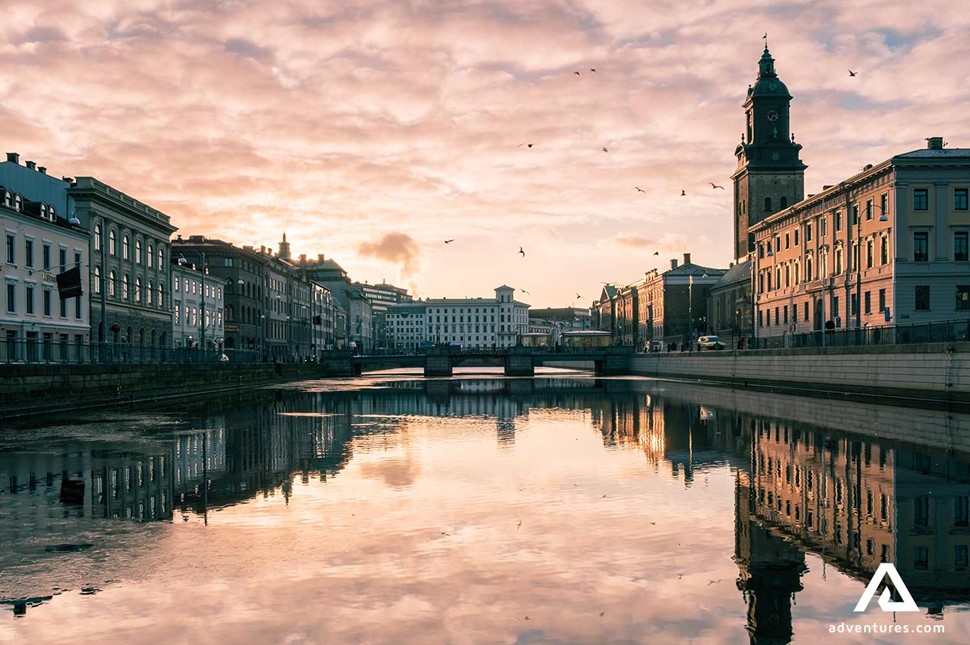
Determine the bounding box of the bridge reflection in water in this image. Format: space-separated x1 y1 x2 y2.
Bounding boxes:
0 375 967 642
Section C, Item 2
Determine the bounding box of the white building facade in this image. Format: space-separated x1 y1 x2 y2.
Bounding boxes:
386 285 529 351
1 186 90 362
171 262 224 351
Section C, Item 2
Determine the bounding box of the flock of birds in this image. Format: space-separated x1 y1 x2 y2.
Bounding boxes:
437 39 863 304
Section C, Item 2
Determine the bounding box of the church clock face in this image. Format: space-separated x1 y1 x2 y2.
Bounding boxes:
771 151 780 161
766 110 779 122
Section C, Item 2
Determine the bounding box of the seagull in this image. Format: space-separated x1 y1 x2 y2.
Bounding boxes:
653 251 659 256
516 520 522 529
710 182 725 190
635 186 646 193
848 69 857 77
519 246 525 257
602 146 609 152
590 68 597 72
681 189 686 196
574 71 580 76
521 289 530 295
575 293 582 299
517 143 534 148
444 239 454 243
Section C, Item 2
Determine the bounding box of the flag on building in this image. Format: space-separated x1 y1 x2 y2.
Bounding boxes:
56 266 83 300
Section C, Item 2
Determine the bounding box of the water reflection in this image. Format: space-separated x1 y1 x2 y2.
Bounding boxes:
0 374 968 643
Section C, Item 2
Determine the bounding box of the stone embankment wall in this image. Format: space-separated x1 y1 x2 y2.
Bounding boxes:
631 343 969 403
0 363 324 421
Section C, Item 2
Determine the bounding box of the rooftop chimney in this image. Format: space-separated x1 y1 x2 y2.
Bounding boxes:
37 166 46 174
671 258 679 270
927 136 944 150
25 160 36 170
683 252 691 265
5 152 19 164
318 254 325 262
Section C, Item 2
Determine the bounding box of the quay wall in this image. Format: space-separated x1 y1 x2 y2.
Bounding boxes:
630 343 970 404
0 363 324 421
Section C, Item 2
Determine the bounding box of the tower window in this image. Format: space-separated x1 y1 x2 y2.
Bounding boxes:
764 197 772 212
780 196 788 209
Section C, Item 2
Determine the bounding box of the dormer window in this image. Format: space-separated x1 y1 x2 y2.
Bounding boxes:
14 194 22 212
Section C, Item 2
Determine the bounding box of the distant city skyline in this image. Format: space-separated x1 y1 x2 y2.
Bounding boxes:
2 1 967 307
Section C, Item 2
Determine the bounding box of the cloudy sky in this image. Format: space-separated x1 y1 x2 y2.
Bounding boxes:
2 0 968 307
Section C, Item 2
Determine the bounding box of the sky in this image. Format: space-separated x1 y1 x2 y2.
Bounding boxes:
2 0 968 308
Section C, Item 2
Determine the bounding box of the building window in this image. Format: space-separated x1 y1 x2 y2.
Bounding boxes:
764 196 772 212
914 546 929 571
135 277 142 303
881 236 889 264
956 497 969 527
915 285 930 311
43 289 51 316
42 243 50 270
835 248 843 274
879 288 886 313
821 217 827 236
123 274 130 300
108 270 116 297
956 545 969 570
835 210 842 232
955 188 968 211
25 239 34 267
957 286 970 311
956 232 969 261
109 230 116 256
94 224 102 251
157 247 164 268
913 231 929 262
805 223 812 242
866 240 874 268
864 291 871 314
913 188 929 211
123 235 130 261
866 199 873 220
25 285 34 314
806 255 813 281
135 239 142 264
794 229 799 246
94 266 101 294
785 233 790 249
6 283 14 313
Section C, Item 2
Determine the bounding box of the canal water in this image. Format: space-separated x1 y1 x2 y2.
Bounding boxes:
1 368 969 644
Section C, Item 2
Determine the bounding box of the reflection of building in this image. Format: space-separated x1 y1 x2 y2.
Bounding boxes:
734 469 807 645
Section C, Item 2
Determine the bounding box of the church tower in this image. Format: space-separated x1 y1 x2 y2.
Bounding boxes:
731 46 807 262
278 232 291 261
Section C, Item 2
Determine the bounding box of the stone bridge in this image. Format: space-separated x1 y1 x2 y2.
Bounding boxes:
319 346 635 377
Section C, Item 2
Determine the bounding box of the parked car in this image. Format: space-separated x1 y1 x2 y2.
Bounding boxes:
646 340 663 353
697 335 725 350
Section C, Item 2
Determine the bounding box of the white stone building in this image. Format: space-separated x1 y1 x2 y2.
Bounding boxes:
386 285 529 351
171 261 224 351
1 185 90 362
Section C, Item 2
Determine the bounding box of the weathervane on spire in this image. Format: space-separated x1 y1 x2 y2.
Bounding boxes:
762 32 768 48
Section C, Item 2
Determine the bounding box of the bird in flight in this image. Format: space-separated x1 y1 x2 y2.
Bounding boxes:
444 239 454 244
635 186 646 193
602 146 609 153
681 189 686 196
574 71 580 76
575 293 582 299
520 289 530 295
590 68 597 73
653 251 659 256
519 246 525 257
517 143 533 148
710 182 725 190
848 69 857 77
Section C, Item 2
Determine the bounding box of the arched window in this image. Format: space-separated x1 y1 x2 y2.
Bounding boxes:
123 235 130 261
793 261 800 284
135 277 142 303
135 239 142 264
94 266 102 294
764 197 772 212
806 255 813 281
226 304 234 322
158 283 164 307
109 230 116 256
108 270 116 297
157 245 164 269
147 243 154 268
94 225 102 251
123 274 130 300
147 281 154 306
780 196 788 209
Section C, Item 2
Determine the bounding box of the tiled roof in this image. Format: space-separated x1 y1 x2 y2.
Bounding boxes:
894 148 970 159
710 260 750 289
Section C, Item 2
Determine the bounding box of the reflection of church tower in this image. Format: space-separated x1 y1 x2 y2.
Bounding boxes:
278 232 291 261
731 46 807 262
734 470 807 645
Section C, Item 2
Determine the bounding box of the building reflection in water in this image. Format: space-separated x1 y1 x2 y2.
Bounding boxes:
1 375 969 632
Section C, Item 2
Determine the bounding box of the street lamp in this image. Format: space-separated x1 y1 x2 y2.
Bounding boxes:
178 251 207 354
